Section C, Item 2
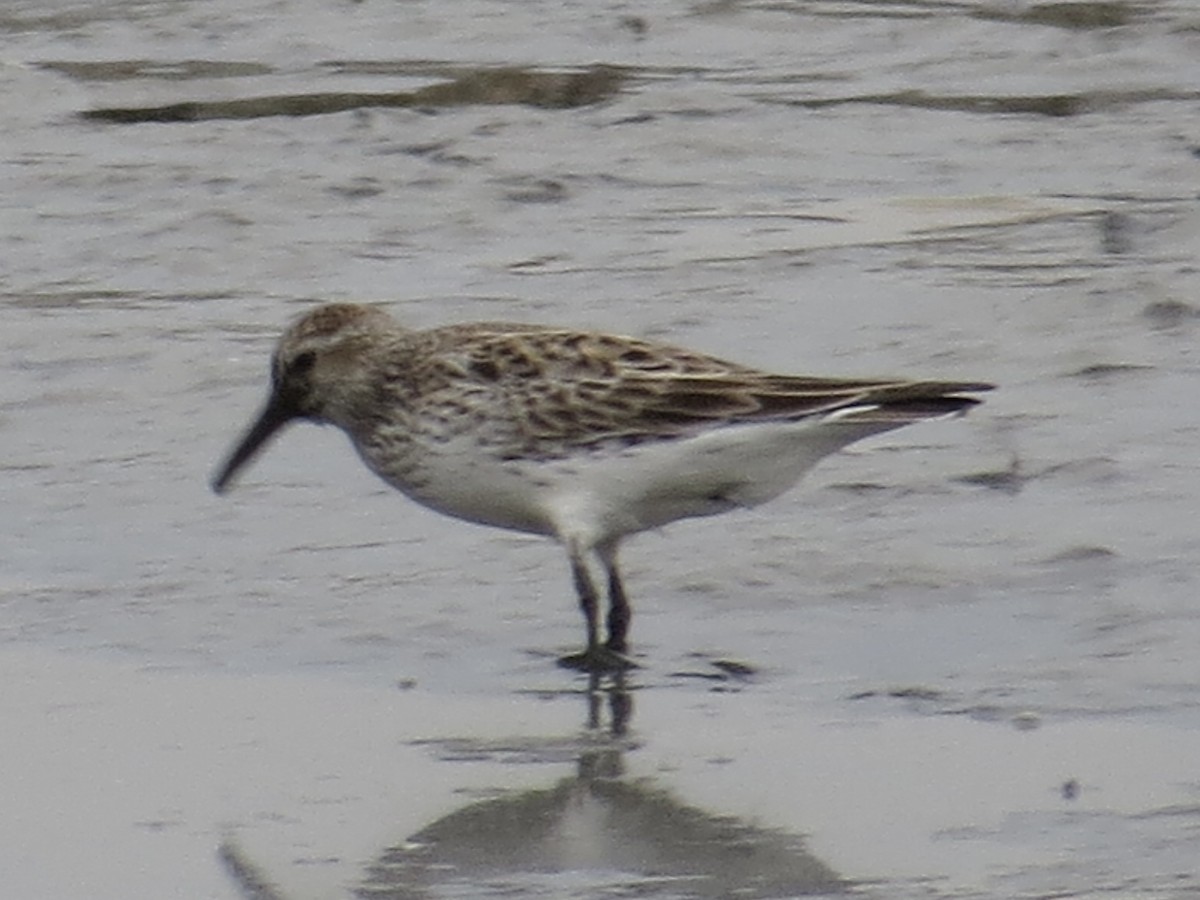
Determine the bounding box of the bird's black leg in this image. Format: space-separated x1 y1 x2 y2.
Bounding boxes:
569 546 601 655
603 555 631 654
593 540 631 654
558 542 637 673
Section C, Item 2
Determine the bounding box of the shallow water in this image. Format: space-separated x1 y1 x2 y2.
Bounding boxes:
3 1 1200 898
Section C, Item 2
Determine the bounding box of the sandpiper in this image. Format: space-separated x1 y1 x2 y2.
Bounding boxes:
212 303 991 671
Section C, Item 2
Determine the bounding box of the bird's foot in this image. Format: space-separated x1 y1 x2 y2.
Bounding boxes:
557 645 639 673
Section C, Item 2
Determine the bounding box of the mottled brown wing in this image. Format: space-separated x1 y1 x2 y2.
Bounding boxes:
548 372 991 441
437 327 991 446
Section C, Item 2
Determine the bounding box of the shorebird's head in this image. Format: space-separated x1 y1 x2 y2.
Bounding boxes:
211 303 395 494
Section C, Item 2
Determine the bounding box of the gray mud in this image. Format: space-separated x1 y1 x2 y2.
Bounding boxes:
3 1 1199 898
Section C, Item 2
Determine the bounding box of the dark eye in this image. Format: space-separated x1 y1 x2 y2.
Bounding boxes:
291 350 316 375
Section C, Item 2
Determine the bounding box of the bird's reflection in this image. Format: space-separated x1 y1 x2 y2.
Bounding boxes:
587 671 632 732
220 673 842 899
354 673 843 899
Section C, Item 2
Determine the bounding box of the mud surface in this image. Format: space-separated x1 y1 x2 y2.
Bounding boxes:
3 1 1199 898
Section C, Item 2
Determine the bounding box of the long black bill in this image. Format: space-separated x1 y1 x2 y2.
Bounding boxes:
211 392 297 495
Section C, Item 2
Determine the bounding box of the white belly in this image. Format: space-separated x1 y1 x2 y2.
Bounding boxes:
352 415 877 548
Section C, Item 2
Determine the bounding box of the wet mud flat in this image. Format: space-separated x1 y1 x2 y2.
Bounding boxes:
77 64 626 123
3 0 1200 898
6 648 1200 900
